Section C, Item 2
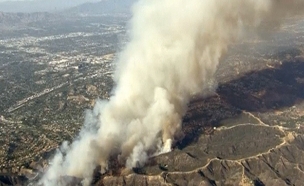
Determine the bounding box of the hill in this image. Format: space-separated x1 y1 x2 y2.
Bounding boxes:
0 0 99 13
0 12 60 27
66 0 135 15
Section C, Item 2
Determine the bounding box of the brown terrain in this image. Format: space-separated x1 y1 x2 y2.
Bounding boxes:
44 29 304 186
92 23 304 186
95 56 304 186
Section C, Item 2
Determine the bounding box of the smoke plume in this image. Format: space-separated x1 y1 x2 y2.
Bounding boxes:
40 0 304 185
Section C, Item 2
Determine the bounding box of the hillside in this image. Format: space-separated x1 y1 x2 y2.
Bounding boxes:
66 0 135 15
0 12 60 27
0 0 99 13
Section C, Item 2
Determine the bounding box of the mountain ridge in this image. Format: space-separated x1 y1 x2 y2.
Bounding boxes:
0 12 60 27
66 0 135 15
0 0 100 13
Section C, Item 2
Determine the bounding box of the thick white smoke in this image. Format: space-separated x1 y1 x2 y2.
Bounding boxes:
40 0 304 185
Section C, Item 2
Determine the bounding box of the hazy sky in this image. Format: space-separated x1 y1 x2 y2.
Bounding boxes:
0 0 101 12
0 0 97 2
0 0 98 2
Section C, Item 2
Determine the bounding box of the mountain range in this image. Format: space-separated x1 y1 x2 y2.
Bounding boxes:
67 0 135 15
0 0 135 14
0 0 135 27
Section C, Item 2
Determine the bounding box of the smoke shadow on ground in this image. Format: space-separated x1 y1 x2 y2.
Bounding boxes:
177 56 304 149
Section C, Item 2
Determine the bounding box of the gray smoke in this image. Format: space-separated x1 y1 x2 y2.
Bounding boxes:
40 0 304 185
